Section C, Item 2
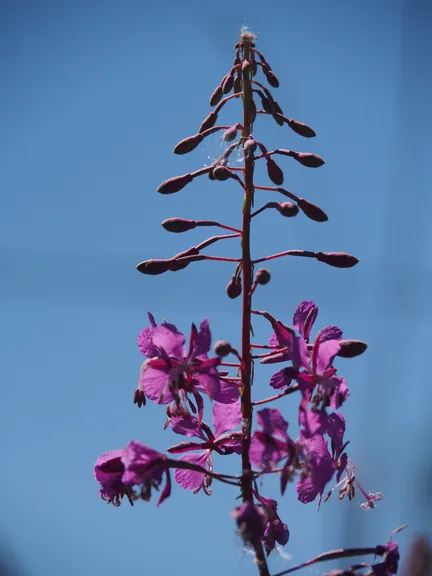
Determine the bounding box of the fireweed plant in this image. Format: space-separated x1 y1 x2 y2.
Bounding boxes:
94 30 406 576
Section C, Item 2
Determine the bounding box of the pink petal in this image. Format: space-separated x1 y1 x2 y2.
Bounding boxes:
212 398 241 437
293 301 318 340
170 416 206 439
140 366 173 403
214 380 240 404
316 339 341 373
174 451 209 490
257 408 288 439
152 324 186 359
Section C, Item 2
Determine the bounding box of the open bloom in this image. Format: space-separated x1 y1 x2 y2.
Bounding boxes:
167 397 242 494
94 442 171 507
138 314 227 418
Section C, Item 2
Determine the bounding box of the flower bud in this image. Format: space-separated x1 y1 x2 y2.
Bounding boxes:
233 76 242 94
259 93 274 114
316 252 359 268
136 259 173 275
209 85 223 106
173 133 204 155
214 340 233 357
226 274 242 299
263 65 279 87
292 152 325 168
199 111 218 133
212 165 232 181
336 339 368 358
222 74 234 94
242 59 250 71
243 137 257 157
157 173 193 195
275 202 299 217
297 198 328 222
162 218 197 233
287 118 316 138
248 98 257 123
255 268 271 285
169 255 205 271
266 158 284 185
250 60 257 76
223 124 239 142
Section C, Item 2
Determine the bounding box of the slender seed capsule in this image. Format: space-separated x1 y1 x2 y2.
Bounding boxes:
173 133 204 155
157 173 193 195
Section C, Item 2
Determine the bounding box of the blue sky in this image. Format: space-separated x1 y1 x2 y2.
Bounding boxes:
1 0 432 574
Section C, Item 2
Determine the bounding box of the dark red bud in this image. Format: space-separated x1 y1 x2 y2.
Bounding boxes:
169 255 205 271
242 59 250 71
222 74 234 94
259 94 274 114
273 100 283 115
226 275 242 299
173 133 204 155
316 252 359 268
248 98 257 123
272 112 285 127
157 173 193 195
233 76 242 94
266 158 284 185
199 111 218 133
287 119 316 138
162 218 197 233
293 152 325 168
214 340 233 357
297 198 328 222
255 268 271 285
337 339 368 358
212 165 232 181
264 67 279 87
223 125 239 142
209 85 223 106
276 202 299 217
251 61 257 76
133 388 146 407
136 259 173 275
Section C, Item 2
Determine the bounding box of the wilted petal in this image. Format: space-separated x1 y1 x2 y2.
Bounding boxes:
170 416 207 440
249 433 285 470
212 398 241 436
122 441 165 486
152 324 186 360
328 376 350 409
257 408 288 439
94 450 126 500
327 412 346 456
174 451 209 490
297 435 335 503
140 366 173 403
293 301 318 341
191 319 212 357
316 339 341 373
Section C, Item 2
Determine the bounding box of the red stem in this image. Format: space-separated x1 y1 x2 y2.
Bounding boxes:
252 384 299 406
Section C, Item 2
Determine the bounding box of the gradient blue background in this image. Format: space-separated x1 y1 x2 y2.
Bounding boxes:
1 0 431 574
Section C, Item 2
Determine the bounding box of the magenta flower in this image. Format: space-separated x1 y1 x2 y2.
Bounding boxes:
249 408 296 471
167 397 242 493
121 441 172 506
138 316 224 416
94 442 172 507
254 492 289 556
94 450 131 506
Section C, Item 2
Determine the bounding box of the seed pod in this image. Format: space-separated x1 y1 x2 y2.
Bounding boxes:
222 74 234 94
292 152 325 168
316 252 359 268
226 274 242 299
233 76 242 94
265 69 279 88
266 158 284 185
297 198 328 222
157 173 193 195
199 111 218 133
275 202 299 217
162 218 197 233
173 133 204 155
255 268 271 285
287 119 316 138
209 85 223 106
223 124 239 142
212 165 232 181
337 339 368 358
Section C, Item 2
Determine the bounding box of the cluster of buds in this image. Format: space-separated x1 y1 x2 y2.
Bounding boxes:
94 28 404 576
